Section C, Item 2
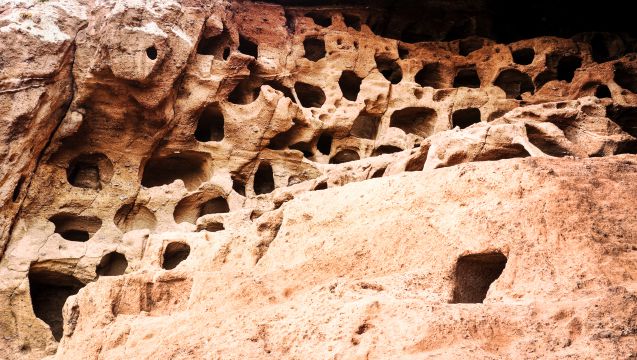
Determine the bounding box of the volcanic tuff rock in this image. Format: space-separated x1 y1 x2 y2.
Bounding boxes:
0 0 636 359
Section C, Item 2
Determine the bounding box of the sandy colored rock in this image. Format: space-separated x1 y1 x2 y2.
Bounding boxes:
0 0 636 359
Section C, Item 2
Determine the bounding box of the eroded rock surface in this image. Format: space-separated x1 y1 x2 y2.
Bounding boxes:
0 0 636 359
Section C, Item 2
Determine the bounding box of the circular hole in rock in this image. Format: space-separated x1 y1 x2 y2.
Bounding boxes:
162 242 190 270
96 252 128 277
146 46 157 60
114 204 157 233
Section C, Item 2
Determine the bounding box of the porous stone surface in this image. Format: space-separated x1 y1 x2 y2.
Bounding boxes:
0 0 636 359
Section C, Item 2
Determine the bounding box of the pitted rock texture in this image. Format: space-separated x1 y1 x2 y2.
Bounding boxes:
0 0 636 359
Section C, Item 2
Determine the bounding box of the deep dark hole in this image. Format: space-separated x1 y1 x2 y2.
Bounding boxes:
285 10 296 33
329 149 360 164
607 106 637 138
264 81 295 100
49 214 102 242
223 47 230 60
557 55 582 82
29 269 83 341
452 108 481 129
306 11 332 27
254 162 275 195
512 48 535 65
415 63 444 89
294 82 326 107
614 63 637 94
162 242 190 270
199 197 230 217
68 162 100 189
371 168 386 178
195 103 224 142
96 252 128 277
203 222 225 232
451 252 507 304
232 177 246 196
390 107 437 138
146 46 157 60
197 34 225 56
289 142 314 158
338 70 363 101
60 230 89 242
141 152 209 190
313 181 328 190
343 13 361 30
317 133 333 155
494 69 534 99
12 176 25 202
238 35 258 57
595 84 611 98
228 76 261 105
453 67 480 88
375 55 402 84
303 37 326 61
398 46 409 59
268 120 304 150
351 112 381 139
458 37 484 56
372 145 403 156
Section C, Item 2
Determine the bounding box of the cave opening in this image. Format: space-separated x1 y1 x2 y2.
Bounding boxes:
306 11 332 27
12 175 25 202
29 266 84 341
329 149 360 164
197 29 231 59
339 70 363 101
343 13 361 30
453 67 480 88
146 46 157 60
114 204 157 233
595 84 611 98
375 55 403 84
614 63 637 94
372 145 403 156
67 153 113 190
294 82 326 108
96 252 128 277
557 55 582 82
317 133 333 155
452 108 481 129
254 162 275 195
49 214 102 242
162 242 191 270
195 103 224 142
451 252 507 304
415 63 444 89
390 107 437 138
174 192 230 224
303 37 326 61
238 35 258 57
494 69 534 99
458 37 484 56
512 48 535 65
141 152 211 191
351 112 381 140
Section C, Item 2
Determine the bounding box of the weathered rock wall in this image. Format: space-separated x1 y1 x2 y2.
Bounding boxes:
0 0 635 359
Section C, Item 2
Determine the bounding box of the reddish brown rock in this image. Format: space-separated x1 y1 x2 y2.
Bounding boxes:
0 0 635 359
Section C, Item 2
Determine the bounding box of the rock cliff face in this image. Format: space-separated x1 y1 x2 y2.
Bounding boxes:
0 0 636 359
